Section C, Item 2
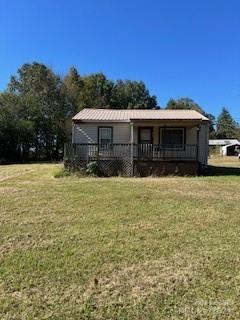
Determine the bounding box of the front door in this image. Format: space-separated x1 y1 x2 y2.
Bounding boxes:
138 127 153 158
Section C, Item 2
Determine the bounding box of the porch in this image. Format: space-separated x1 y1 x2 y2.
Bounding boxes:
64 143 198 161
64 143 200 176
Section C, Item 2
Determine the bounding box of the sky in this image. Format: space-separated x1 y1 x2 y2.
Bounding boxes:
0 0 240 121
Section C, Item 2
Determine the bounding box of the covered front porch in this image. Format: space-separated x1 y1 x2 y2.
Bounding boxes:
67 120 201 162
64 142 198 162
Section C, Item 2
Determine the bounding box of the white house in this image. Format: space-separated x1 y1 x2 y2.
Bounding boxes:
65 108 209 176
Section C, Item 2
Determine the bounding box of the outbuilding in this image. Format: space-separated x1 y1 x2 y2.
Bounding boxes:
222 143 240 156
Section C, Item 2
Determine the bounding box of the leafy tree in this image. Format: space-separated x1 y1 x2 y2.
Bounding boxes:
166 97 204 113
166 97 216 137
0 93 35 161
79 73 114 109
62 70 159 111
0 62 162 162
0 93 19 161
62 67 83 114
216 107 238 139
7 62 70 160
112 80 158 109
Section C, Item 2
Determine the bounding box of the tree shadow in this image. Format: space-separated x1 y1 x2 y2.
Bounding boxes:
207 165 240 176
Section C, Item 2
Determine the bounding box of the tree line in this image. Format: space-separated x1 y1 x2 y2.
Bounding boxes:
0 62 239 163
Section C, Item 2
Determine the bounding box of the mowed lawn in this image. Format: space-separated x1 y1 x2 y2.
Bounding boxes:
0 158 240 319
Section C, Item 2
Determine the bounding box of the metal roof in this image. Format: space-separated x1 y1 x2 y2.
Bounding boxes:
73 108 209 122
209 139 239 146
222 142 240 149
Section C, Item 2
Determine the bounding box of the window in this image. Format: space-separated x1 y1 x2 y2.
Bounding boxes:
98 127 112 145
160 128 185 147
138 127 153 144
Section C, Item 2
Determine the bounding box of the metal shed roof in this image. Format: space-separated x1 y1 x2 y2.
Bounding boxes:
73 108 209 122
209 139 239 146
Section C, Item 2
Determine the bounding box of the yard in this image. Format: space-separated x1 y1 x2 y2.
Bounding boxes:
0 157 240 319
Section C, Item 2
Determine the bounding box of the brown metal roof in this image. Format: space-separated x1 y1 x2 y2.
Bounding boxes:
72 108 209 122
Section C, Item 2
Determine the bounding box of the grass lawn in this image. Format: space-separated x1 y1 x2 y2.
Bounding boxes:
0 157 240 319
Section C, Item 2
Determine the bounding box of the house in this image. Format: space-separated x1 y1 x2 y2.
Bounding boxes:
209 139 240 155
64 108 209 176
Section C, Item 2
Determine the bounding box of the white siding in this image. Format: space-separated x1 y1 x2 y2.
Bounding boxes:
73 122 130 144
186 127 197 144
198 122 209 166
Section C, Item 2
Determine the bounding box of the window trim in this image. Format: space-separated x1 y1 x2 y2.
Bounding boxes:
98 126 113 145
159 127 186 149
138 127 153 144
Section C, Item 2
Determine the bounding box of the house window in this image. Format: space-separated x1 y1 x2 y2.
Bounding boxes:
98 127 113 145
138 127 153 144
160 128 185 147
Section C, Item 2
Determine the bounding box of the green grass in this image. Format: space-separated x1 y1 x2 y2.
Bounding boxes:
0 158 240 319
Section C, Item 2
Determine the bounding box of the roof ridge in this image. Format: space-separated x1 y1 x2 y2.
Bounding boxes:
82 108 200 111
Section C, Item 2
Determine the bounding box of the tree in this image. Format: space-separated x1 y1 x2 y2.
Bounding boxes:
166 97 204 113
1 62 161 162
216 107 238 139
207 113 216 139
62 67 83 115
112 80 158 109
7 62 70 160
79 73 114 109
0 93 35 162
166 97 216 137
62 70 159 110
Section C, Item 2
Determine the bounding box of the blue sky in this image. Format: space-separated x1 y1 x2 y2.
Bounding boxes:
0 0 240 120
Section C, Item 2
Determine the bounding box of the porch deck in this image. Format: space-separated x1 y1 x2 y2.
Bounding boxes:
64 143 198 161
64 143 200 176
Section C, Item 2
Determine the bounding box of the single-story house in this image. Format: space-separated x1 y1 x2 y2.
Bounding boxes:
64 108 209 176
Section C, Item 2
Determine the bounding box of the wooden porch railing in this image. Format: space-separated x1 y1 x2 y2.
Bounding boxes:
64 143 198 161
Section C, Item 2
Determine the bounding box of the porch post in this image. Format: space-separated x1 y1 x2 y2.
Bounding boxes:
72 122 75 144
196 124 200 161
130 122 134 176
163 126 166 160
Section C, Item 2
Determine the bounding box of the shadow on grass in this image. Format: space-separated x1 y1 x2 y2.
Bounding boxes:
207 165 240 176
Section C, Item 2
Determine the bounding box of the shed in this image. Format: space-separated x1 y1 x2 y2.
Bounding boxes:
222 143 240 156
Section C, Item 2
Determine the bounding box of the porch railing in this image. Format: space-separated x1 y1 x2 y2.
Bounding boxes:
64 143 198 161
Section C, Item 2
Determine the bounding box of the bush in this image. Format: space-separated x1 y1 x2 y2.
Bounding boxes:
54 168 71 178
86 161 101 176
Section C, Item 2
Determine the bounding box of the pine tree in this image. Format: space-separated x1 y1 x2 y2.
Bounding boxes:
216 107 238 139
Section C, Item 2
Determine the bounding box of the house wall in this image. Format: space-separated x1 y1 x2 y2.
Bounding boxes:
73 122 131 144
198 122 209 166
132 121 199 145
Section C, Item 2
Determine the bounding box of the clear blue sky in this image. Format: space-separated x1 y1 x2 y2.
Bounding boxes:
1 0 240 121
